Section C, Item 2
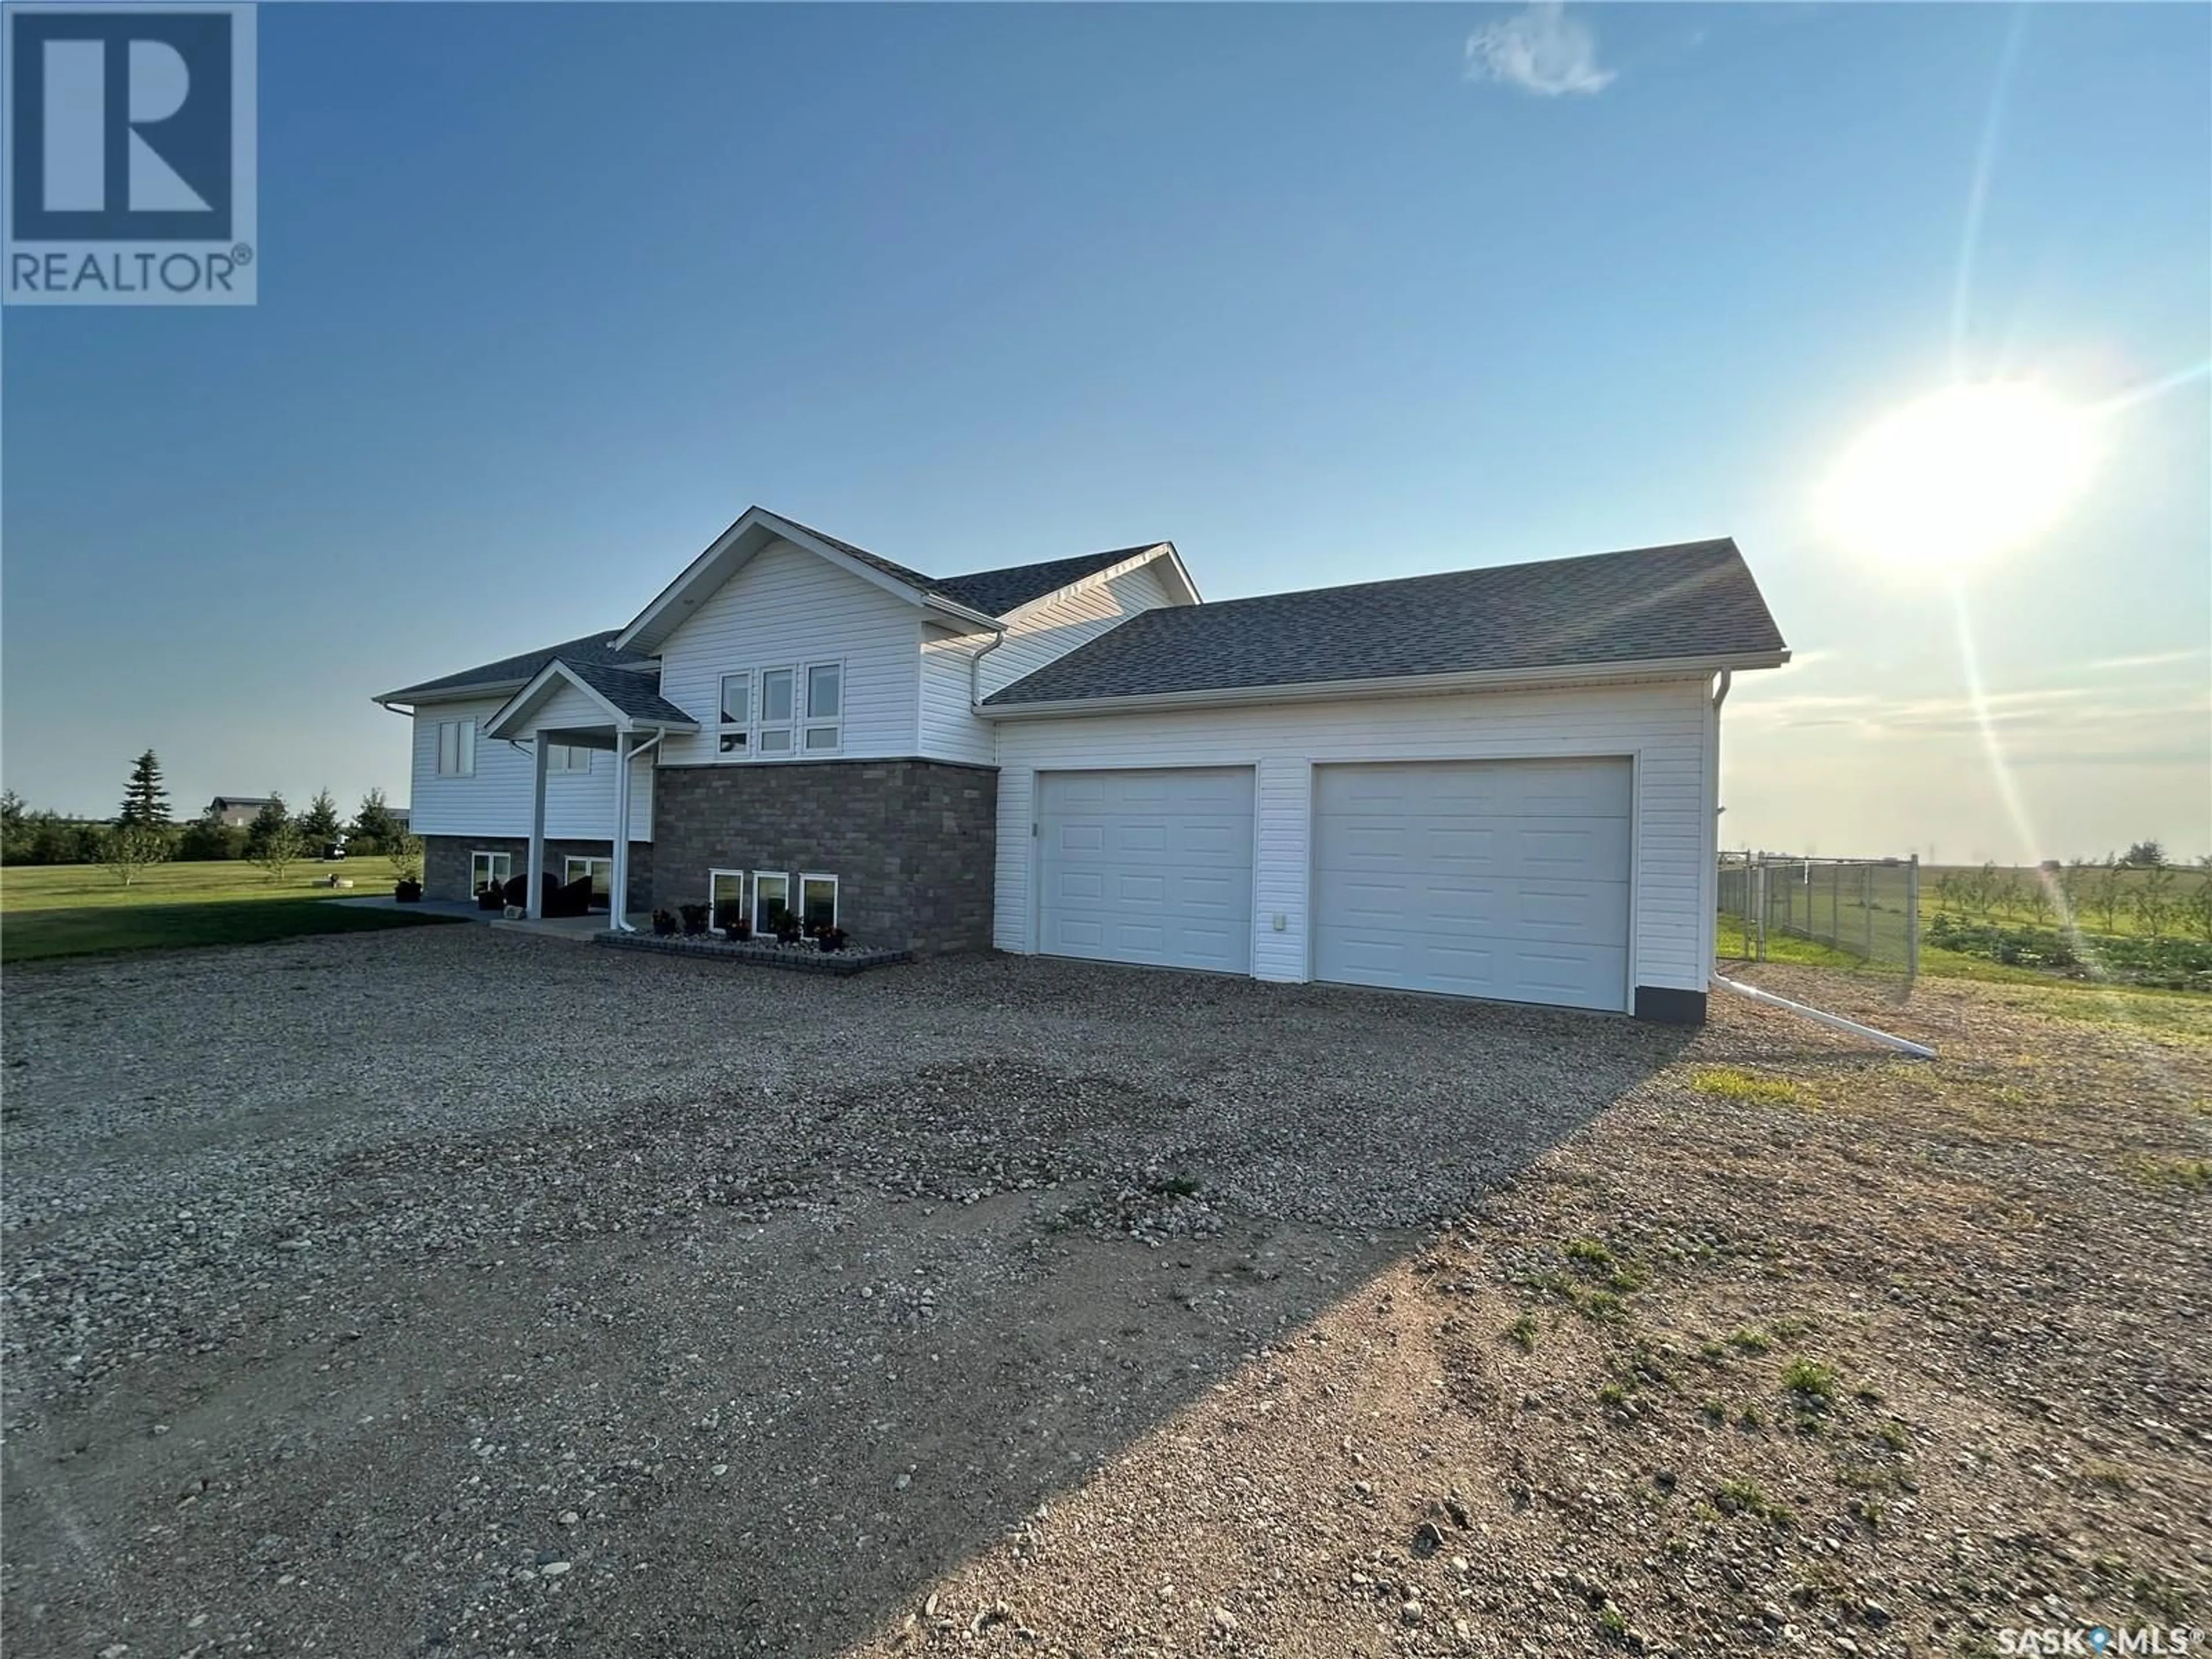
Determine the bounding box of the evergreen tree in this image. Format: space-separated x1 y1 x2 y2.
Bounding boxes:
244 794 291 856
119 749 171 827
351 787 399 853
298 788 342 846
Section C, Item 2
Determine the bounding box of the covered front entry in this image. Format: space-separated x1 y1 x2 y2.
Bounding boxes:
482 658 699 925
1312 757 1633 1011
1037 767 1255 974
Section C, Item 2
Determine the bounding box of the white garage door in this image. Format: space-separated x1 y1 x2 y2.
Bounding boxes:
1313 758 1631 1011
1038 768 1253 973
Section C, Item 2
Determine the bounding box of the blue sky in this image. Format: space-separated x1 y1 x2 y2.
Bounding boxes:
5 2 2207 859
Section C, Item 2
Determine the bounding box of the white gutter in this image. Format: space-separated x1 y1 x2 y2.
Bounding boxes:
1711 974 1937 1060
979 650 1790 721
1711 666 1733 710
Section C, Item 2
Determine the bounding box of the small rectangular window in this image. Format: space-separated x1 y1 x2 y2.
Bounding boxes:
546 743 592 775
562 855 612 900
757 668 795 755
799 873 838 932
709 869 747 931
752 870 790 934
801 662 842 753
437 719 478 777
471 850 512 893
718 673 752 755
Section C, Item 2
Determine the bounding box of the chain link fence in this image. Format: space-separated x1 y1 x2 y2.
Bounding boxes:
1718 853 1921 987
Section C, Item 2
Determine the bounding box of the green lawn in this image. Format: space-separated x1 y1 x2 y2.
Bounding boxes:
0 857 463 963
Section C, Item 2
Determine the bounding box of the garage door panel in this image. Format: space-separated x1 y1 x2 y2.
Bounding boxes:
1314 759 1631 1012
1040 768 1255 975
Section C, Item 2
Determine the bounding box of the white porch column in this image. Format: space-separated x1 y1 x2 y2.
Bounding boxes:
609 725 634 930
526 730 550 919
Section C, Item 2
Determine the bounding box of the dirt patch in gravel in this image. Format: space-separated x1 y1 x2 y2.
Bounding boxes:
3 933 2206 1658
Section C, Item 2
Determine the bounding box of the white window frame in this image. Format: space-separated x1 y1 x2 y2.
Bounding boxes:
544 741 593 775
717 671 753 758
470 850 512 892
752 870 791 934
798 872 839 932
563 855 613 899
756 665 798 758
437 719 478 778
709 868 748 931
800 660 843 756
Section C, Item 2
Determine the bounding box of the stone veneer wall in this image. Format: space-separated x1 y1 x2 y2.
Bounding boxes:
649 759 997 956
422 835 653 912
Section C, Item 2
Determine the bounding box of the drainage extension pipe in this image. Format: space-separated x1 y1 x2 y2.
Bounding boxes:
1711 974 1937 1060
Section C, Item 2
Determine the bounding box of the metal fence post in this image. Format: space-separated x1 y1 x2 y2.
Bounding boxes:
1755 863 1767 960
1906 854 1921 984
1864 863 1874 961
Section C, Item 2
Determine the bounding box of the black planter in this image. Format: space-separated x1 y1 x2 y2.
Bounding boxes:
395 880 423 904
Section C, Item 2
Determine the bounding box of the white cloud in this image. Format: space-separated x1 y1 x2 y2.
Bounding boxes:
2083 647 2210 673
1464 3 1616 97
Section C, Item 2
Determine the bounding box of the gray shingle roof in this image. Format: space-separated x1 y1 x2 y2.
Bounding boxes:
777 514 1162 619
771 515 940 594
933 546 1162 617
984 538 1785 708
558 658 695 726
380 630 654 702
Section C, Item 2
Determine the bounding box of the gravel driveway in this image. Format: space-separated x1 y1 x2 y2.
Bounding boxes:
1 928 1681 1658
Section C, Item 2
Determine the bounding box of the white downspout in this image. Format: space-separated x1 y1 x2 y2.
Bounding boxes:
1710 974 1937 1059
1700 666 1936 1059
607 730 666 930
968 631 1009 711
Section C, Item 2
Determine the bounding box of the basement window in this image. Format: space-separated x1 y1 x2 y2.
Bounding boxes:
710 869 747 931
470 850 512 894
799 873 839 932
563 855 612 900
752 870 790 934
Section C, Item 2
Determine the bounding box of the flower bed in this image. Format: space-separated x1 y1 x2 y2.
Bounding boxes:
593 930 910 976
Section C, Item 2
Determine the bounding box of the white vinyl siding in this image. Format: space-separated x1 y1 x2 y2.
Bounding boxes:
918 553 1185 767
991 678 1714 996
407 695 653 840
654 539 921 767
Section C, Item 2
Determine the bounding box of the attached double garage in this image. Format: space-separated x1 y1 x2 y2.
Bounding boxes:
994 680 1718 1022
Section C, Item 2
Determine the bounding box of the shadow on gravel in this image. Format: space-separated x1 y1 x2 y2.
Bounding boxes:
0 945 1690 1659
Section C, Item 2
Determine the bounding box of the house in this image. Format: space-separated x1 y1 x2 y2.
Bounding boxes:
374 506 1787 1022
207 796 274 828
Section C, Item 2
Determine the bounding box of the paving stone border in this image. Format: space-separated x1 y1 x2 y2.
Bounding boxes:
593 930 910 976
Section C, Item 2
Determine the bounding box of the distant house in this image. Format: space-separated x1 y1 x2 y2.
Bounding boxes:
374 504 1789 1022
207 796 274 828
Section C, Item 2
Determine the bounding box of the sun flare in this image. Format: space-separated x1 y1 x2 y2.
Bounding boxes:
1819 382 2096 574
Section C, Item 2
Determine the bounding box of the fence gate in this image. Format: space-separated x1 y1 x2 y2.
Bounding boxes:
1717 853 1921 988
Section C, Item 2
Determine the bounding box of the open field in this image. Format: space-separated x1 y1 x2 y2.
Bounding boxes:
3 931 2207 1657
0 857 459 962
